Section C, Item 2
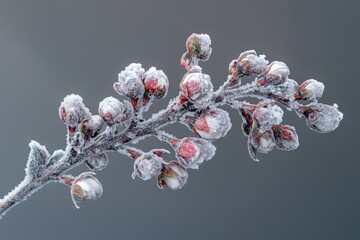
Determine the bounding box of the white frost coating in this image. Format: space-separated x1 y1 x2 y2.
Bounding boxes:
180 72 213 106
256 79 299 99
132 153 165 180
299 79 325 102
175 138 216 169
302 103 343 133
253 101 284 132
116 63 145 99
249 129 276 154
59 94 91 127
25 141 50 179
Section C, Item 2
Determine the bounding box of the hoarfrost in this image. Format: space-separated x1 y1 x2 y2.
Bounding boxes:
25 141 50 179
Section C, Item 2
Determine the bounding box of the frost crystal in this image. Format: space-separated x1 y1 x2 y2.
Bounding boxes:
25 141 50 179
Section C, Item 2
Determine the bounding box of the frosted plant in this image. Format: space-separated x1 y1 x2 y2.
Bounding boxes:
0 33 343 219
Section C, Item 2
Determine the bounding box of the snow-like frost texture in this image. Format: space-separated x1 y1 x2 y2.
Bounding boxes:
253 100 284 133
302 103 343 133
59 94 91 127
175 138 216 169
25 141 50 179
47 149 66 166
116 63 145 99
132 153 165 180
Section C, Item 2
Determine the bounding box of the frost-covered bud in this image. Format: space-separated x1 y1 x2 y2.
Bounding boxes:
175 138 216 169
278 79 299 98
86 153 108 171
262 61 290 85
70 172 103 209
157 161 188 190
301 103 343 133
249 129 275 154
143 67 169 99
231 50 268 78
186 33 212 61
253 100 283 132
114 63 145 99
272 125 299 151
298 79 325 102
59 94 91 127
180 72 213 104
99 97 133 126
132 153 165 181
80 115 104 139
192 108 231 140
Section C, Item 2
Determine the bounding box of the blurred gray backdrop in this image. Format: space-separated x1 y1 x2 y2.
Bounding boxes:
0 0 358 239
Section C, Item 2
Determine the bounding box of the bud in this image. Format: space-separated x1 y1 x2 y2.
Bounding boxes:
157 161 188 190
192 108 231 140
175 138 216 169
70 172 103 209
99 97 133 126
186 33 212 61
114 63 145 99
79 115 104 139
248 129 275 161
261 61 290 85
86 153 108 171
180 72 213 105
253 100 283 132
230 50 268 78
301 103 343 133
59 94 91 127
272 125 299 151
143 67 169 99
132 153 165 180
298 79 325 102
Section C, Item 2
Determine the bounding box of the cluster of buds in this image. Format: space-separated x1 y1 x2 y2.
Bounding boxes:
181 33 212 71
299 103 343 133
114 63 169 111
62 172 103 209
184 108 232 141
238 100 299 160
98 97 133 126
228 50 268 82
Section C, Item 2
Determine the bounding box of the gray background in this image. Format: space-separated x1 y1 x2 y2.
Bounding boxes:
0 0 358 239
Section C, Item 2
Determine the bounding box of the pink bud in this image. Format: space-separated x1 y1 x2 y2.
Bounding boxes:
186 33 212 61
70 172 103 209
143 67 169 99
192 108 231 140
175 138 216 169
115 63 145 99
301 103 343 133
253 100 283 132
99 97 133 126
132 153 165 181
157 161 188 190
59 94 91 127
298 79 324 102
180 72 213 105
262 61 290 85
272 125 299 151
248 129 275 161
